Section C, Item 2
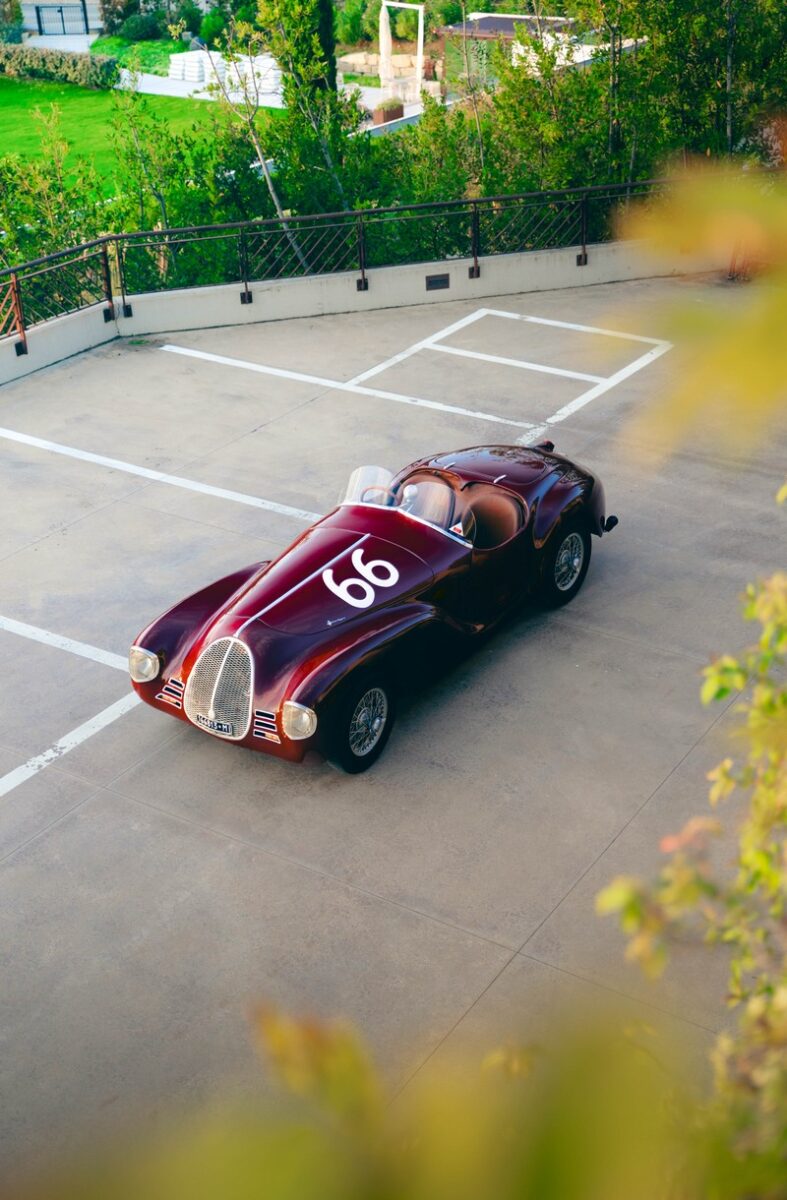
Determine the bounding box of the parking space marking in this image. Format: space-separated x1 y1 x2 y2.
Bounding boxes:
0 426 320 522
482 308 668 345
427 343 605 384
163 306 669 445
0 693 140 799
345 309 489 386
0 615 127 672
521 341 673 442
162 344 538 432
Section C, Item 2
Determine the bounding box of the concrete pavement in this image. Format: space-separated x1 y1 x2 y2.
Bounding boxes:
0 275 783 1167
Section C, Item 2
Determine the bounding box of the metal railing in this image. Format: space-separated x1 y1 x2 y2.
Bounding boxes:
1 179 662 355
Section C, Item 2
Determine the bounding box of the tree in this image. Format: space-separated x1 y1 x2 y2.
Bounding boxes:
316 0 337 89
457 1 487 180
111 88 274 232
257 0 357 212
0 108 105 268
0 0 23 39
488 29 609 192
251 0 362 212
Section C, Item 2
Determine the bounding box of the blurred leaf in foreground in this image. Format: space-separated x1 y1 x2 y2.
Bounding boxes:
254 1005 383 1136
619 164 787 463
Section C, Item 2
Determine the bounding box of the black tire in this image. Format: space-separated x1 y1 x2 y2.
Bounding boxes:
540 520 591 607
328 674 397 774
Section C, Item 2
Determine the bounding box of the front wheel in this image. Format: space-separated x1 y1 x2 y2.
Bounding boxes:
328 675 396 774
540 522 591 607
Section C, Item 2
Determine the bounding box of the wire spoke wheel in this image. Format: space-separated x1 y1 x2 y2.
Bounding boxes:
348 686 389 757
554 531 585 592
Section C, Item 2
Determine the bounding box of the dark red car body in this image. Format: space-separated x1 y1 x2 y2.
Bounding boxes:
130 444 612 763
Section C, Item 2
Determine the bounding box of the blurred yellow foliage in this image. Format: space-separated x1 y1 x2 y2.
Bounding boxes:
253 1006 383 1135
20 1008 703 1200
619 166 787 467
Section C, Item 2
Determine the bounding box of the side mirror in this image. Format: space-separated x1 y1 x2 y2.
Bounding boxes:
603 515 619 533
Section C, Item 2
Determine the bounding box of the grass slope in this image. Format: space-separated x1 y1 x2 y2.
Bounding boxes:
0 77 220 186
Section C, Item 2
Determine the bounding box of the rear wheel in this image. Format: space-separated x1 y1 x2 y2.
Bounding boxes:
329 674 396 774
541 521 591 607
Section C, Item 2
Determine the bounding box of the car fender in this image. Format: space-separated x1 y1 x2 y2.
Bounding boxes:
286 601 441 712
134 561 270 666
531 481 589 549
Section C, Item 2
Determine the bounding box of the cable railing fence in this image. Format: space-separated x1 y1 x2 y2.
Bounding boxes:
1 179 662 355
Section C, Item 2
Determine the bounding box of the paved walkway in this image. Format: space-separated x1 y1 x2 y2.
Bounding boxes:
22 38 420 121
115 67 285 105
116 67 215 102
24 33 97 51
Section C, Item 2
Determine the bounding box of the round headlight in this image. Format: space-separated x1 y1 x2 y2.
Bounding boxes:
281 701 318 740
129 645 160 683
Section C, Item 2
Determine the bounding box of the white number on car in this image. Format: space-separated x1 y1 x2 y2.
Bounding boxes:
322 547 400 609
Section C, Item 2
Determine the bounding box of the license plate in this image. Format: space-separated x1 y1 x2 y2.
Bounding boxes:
196 714 234 735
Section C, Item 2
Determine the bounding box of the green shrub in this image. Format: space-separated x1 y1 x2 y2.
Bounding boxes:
199 5 229 46
0 19 23 41
232 1 256 23
335 0 367 45
119 12 160 40
174 0 202 35
0 43 119 87
99 0 137 36
361 0 381 41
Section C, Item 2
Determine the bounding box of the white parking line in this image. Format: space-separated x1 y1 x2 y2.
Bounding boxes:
0 693 140 800
345 309 488 385
482 308 667 345
162 344 537 432
521 342 673 442
427 342 605 384
0 426 320 522
0 615 127 671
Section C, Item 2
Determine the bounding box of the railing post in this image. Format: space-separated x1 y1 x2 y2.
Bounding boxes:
468 202 481 278
112 237 133 318
576 192 588 266
100 242 115 322
239 228 252 304
10 272 27 356
356 214 368 291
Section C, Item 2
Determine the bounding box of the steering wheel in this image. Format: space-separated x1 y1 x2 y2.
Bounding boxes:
360 484 394 505
461 508 476 543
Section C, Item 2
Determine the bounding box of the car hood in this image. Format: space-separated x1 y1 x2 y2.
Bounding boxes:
227 520 436 637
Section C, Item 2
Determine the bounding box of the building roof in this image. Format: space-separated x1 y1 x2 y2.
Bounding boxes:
439 13 575 40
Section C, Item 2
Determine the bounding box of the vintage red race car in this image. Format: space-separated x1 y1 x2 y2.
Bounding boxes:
129 443 617 772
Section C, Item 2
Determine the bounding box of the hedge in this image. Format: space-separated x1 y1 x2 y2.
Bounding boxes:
0 43 119 88
0 20 24 43
119 13 160 41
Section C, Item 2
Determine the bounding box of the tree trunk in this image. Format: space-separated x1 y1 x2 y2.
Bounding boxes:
247 123 311 272
460 1 485 176
316 0 337 91
205 39 311 272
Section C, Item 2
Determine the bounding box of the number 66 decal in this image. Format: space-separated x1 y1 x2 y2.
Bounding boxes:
323 547 400 609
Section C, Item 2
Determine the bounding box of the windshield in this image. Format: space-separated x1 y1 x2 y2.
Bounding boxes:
340 467 472 542
341 466 395 506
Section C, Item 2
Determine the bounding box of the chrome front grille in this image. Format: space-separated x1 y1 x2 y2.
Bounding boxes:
184 638 253 741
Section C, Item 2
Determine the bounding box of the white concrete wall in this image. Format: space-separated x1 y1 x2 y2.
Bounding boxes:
117 240 676 337
1 240 685 386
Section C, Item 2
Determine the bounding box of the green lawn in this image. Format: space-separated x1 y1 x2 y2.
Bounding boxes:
343 72 381 87
90 36 190 77
0 77 221 187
